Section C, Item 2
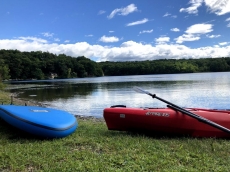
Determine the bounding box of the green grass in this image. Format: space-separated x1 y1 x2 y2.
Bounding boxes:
0 90 11 105
0 118 230 172
1 91 230 171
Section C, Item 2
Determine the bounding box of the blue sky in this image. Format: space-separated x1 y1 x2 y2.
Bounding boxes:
0 0 230 62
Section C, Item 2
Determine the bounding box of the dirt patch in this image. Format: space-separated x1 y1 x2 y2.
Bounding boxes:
75 115 105 122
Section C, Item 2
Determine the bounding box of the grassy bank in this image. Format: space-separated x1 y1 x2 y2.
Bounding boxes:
0 90 43 106
1 91 230 171
0 90 11 104
1 118 230 171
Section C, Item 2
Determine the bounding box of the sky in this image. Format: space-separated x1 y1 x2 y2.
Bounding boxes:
0 0 230 62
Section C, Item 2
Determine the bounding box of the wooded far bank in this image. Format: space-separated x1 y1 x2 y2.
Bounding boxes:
0 50 230 81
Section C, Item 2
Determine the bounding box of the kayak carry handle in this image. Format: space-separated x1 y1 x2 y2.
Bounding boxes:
111 105 126 108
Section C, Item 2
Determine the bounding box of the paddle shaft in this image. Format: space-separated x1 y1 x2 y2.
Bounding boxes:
150 93 230 134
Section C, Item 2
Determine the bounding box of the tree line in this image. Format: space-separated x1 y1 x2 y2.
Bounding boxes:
0 50 103 81
99 57 230 76
0 49 230 82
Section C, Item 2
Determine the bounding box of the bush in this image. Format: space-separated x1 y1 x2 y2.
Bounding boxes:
0 82 5 90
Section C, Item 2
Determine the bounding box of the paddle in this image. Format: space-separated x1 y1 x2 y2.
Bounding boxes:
133 86 230 134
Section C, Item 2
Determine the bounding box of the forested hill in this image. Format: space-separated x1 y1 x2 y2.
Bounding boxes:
0 49 230 81
99 57 230 76
0 50 103 80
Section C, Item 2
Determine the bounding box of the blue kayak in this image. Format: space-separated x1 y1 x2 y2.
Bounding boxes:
0 105 78 138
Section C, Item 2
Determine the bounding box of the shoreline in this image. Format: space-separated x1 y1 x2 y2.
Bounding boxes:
8 95 45 107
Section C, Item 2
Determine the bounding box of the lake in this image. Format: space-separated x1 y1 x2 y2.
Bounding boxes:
6 72 230 118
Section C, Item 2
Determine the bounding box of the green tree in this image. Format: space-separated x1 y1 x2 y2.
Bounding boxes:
0 65 10 80
209 58 229 72
0 59 10 90
0 59 10 81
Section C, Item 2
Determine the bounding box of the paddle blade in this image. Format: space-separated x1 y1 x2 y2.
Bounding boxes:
133 86 152 96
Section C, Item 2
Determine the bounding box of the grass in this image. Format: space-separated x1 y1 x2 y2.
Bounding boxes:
0 90 11 105
1 91 230 171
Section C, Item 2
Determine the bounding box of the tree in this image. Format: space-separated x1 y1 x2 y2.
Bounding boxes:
209 58 229 72
0 59 10 81
0 65 10 80
0 59 10 90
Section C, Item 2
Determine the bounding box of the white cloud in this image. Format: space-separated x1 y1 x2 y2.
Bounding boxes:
42 32 54 37
107 4 138 19
204 0 230 15
219 42 229 46
175 34 200 44
180 0 203 14
180 0 230 16
163 12 171 17
175 23 213 44
18 37 48 43
185 23 213 34
171 28 180 32
139 29 153 34
64 40 70 43
163 13 177 18
98 10 106 15
126 18 149 26
206 34 221 38
155 36 170 44
99 35 119 43
227 23 230 27
1 38 230 62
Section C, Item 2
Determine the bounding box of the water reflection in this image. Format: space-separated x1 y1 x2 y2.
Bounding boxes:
10 83 97 101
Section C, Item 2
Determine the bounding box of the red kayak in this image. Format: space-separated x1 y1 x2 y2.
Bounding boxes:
103 106 230 138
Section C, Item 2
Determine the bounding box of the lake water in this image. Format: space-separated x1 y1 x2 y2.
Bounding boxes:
6 72 230 118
